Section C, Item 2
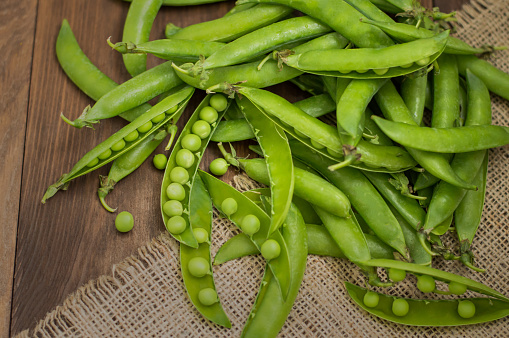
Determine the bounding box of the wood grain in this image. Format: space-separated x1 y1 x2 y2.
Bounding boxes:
8 0 471 335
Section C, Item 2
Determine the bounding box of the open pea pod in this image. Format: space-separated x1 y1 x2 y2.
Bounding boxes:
346 282 509 326
42 85 194 203
283 31 449 79
362 259 509 302
198 170 292 300
161 94 231 248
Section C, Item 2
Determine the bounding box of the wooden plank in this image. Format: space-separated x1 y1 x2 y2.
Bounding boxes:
434 0 466 12
0 0 37 336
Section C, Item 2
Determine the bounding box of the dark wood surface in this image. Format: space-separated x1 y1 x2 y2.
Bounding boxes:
2 0 470 335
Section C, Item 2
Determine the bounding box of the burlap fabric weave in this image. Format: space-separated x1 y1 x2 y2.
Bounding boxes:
17 0 509 336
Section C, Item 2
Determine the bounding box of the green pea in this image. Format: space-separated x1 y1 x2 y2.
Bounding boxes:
181 134 202 152
165 104 179 114
294 128 307 138
153 154 167 170
416 57 430 66
198 288 218 306
417 275 436 293
137 121 153 133
209 158 229 176
151 113 166 124
260 239 281 260
169 166 190 184
98 149 112 160
193 228 209 244
363 292 380 308
124 130 139 142
111 139 126 152
356 69 368 73
449 281 468 296
167 216 187 234
458 300 476 319
192 120 212 139
241 214 260 236
199 106 219 124
188 257 210 277
209 94 228 112
86 157 99 167
388 268 406 283
392 298 409 317
327 148 341 158
176 149 195 169
115 211 134 233
401 62 414 68
374 68 389 75
221 198 238 216
310 139 325 149
166 182 186 201
163 200 183 217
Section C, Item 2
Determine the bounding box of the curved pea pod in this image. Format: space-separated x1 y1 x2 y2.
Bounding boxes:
42 86 194 203
198 170 292 299
363 259 509 302
180 175 231 328
161 94 231 248
345 282 509 326
282 31 449 79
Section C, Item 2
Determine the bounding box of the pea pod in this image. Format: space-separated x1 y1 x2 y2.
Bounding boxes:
367 0 400 13
180 175 231 328
198 170 292 299
161 94 230 248
42 86 194 203
283 31 448 79
400 72 427 125
346 282 509 326
345 0 394 23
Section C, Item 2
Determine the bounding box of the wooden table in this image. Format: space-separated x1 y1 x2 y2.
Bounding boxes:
1 0 471 335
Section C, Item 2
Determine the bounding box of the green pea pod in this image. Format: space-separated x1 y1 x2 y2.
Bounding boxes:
122 0 163 77
345 0 394 23
432 54 460 129
61 62 183 129
367 0 400 13
42 86 194 203
345 282 509 326
198 170 292 300
282 31 449 79
237 99 294 235
363 259 509 302
161 94 231 248
400 73 427 125
289 74 327 96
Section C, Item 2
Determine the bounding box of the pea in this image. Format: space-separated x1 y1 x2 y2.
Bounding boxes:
392 298 409 317
327 148 342 158
198 288 218 306
458 300 476 319
417 275 436 293
166 182 186 201
363 292 379 308
153 154 167 170
241 214 260 236
151 113 166 124
192 120 212 139
193 228 209 244
111 139 126 152
373 68 389 75
209 158 229 176
124 130 139 142
181 134 202 152
176 149 195 169
294 128 307 138
448 281 468 295
416 57 430 66
169 166 190 184
163 200 183 217
310 139 325 149
221 198 238 216
165 104 179 114
388 268 406 283
188 257 210 277
86 157 99 167
167 216 186 234
98 149 112 160
261 239 281 260
115 211 134 233
209 94 228 112
199 106 219 124
137 121 153 133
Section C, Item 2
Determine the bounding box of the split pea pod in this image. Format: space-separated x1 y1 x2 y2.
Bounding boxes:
42 86 194 203
198 170 292 299
122 0 163 77
161 94 230 248
282 31 449 79
346 282 509 326
180 175 231 328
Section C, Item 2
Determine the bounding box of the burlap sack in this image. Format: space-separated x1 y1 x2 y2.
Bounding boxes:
17 0 509 336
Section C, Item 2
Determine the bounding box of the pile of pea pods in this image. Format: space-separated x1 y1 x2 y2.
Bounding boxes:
43 0 509 335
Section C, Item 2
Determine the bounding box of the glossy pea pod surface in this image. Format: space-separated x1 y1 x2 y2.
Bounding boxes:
161 94 230 248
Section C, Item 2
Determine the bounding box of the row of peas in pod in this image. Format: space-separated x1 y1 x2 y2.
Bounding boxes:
42 0 509 335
